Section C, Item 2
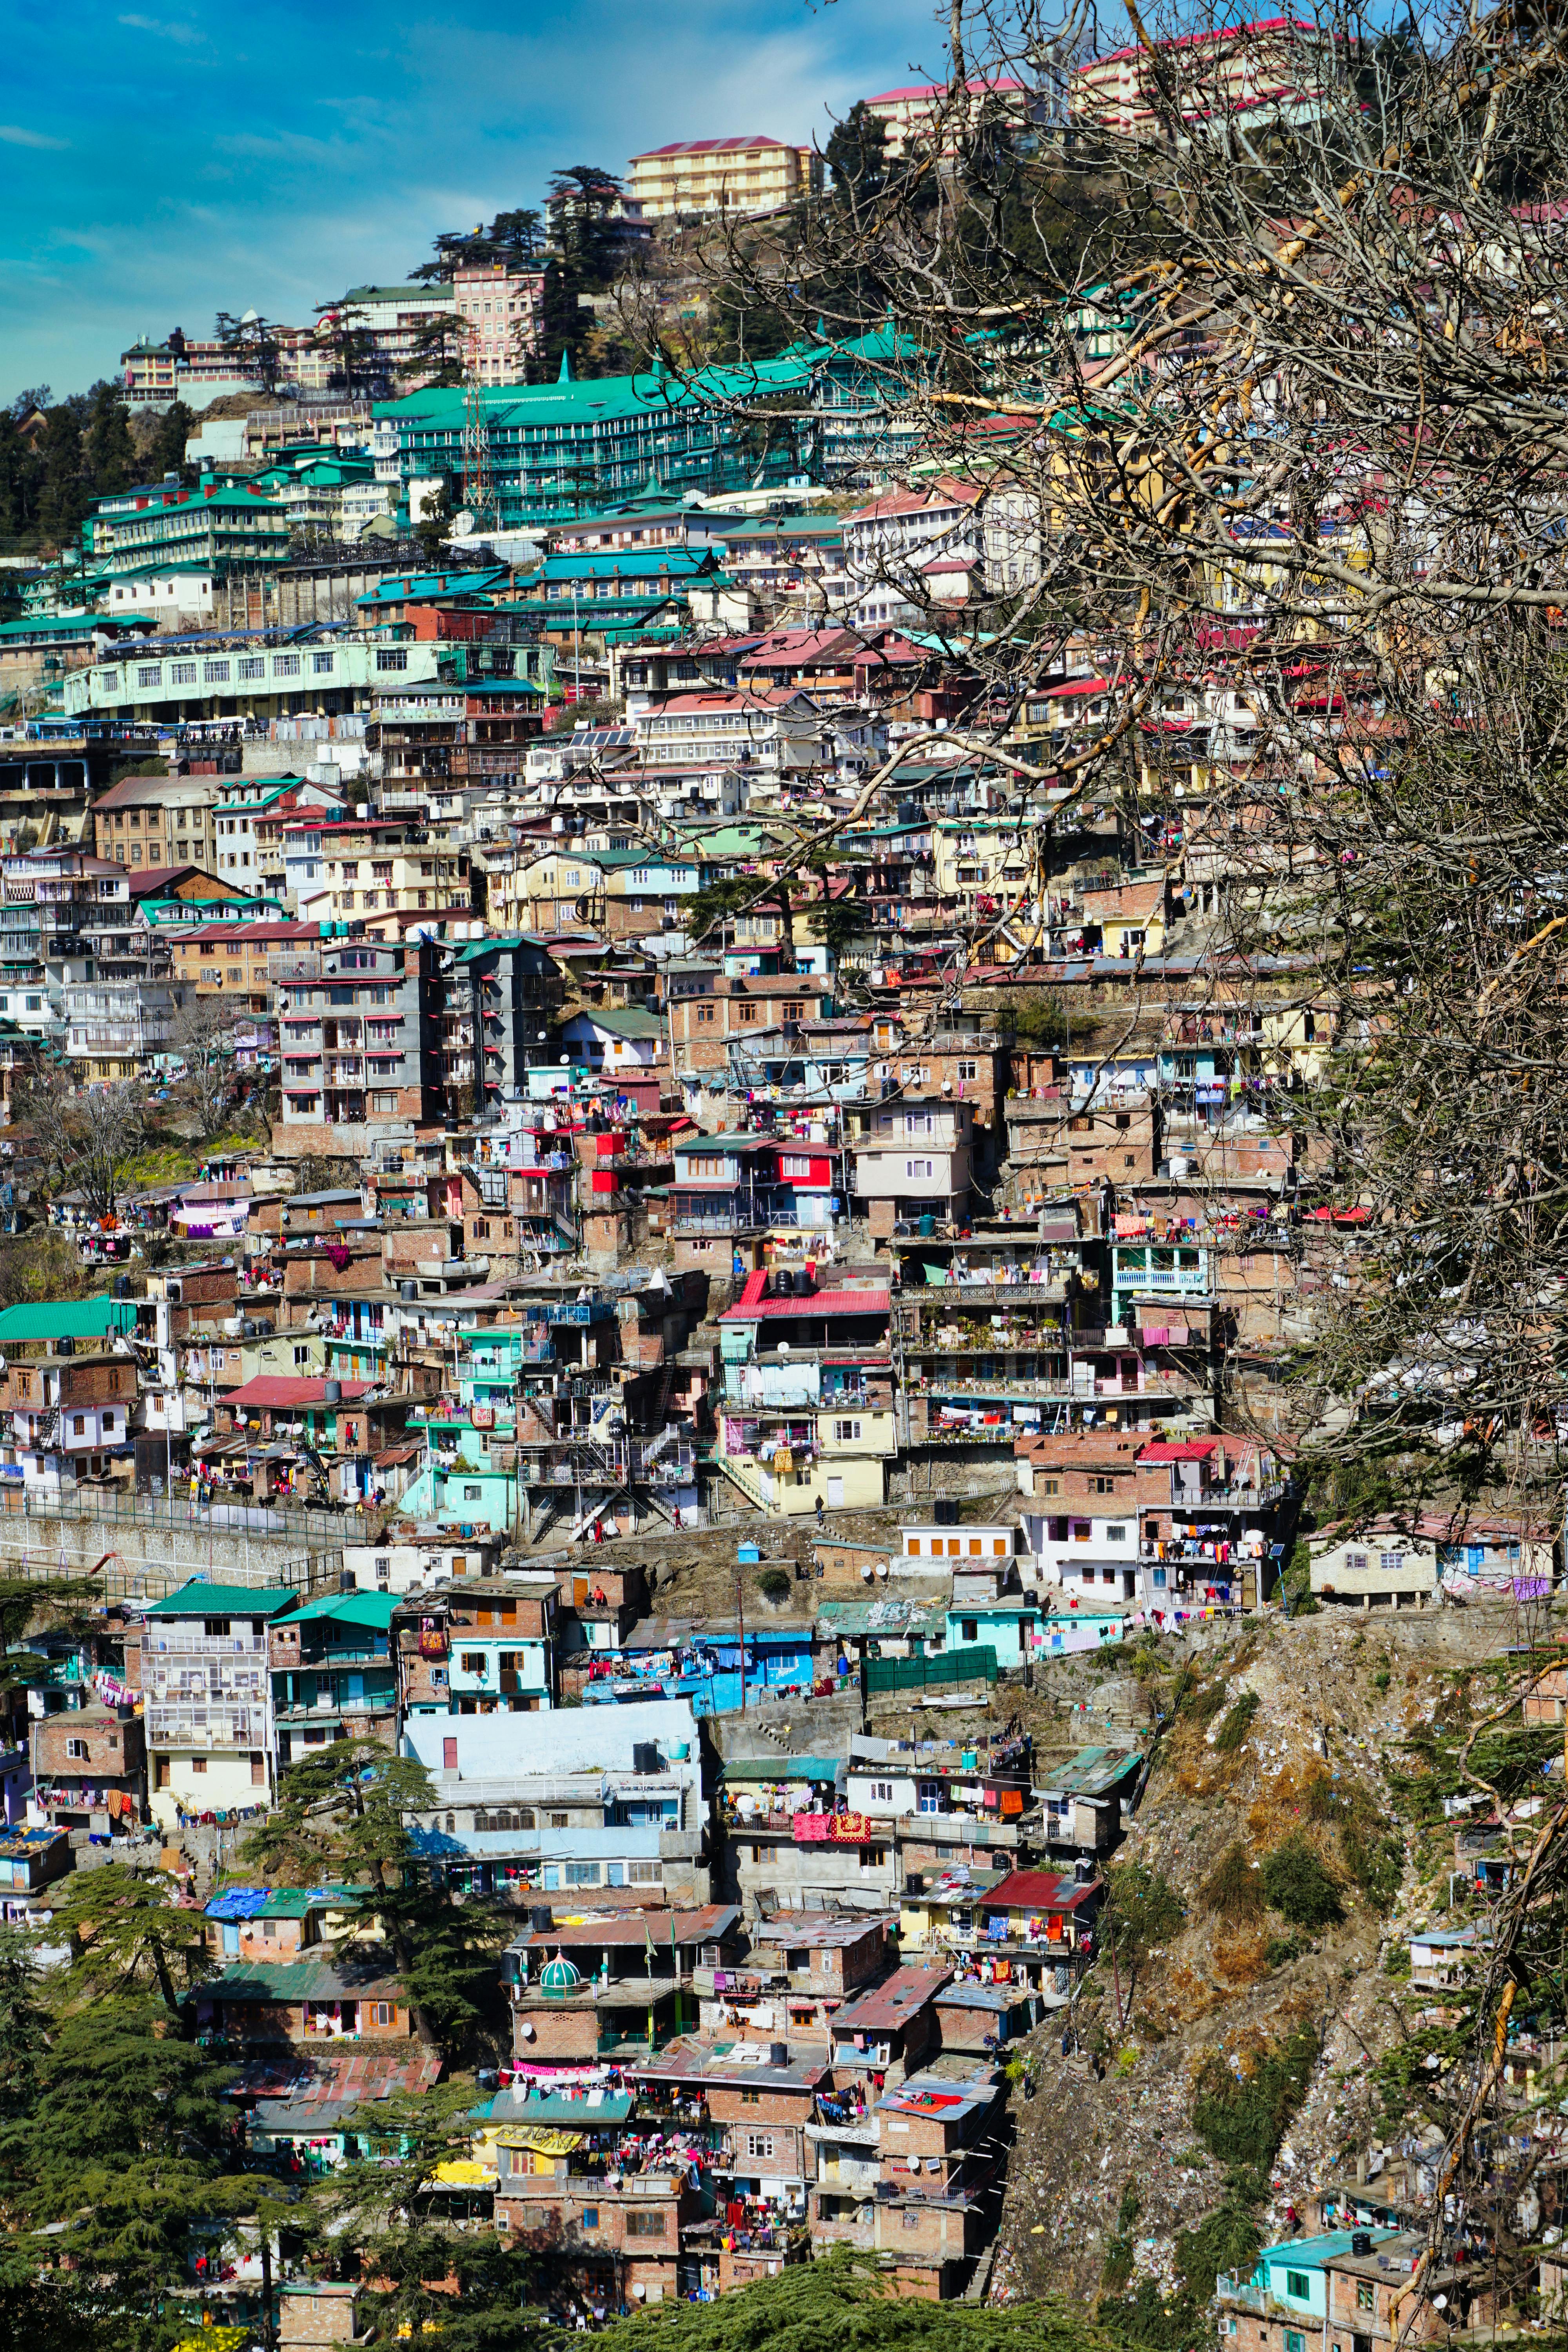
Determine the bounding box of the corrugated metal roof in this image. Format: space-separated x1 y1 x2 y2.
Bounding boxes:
0 1297 138 1343
140 1582 299 1620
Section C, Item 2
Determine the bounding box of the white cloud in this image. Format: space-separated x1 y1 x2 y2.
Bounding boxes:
118 13 207 43
0 124 67 149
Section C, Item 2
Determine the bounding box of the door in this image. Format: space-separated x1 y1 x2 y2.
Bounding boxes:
826 1476 844 1509
222 1922 240 1957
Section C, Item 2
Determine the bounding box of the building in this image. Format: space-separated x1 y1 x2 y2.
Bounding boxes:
89 482 293 591
131 1582 299 1831
626 136 822 220
89 772 221 873
863 76 1036 161
314 283 463 390
268 1590 398 1768
29 1704 146 1837
453 261 551 383
848 1096 974 1238
634 688 824 771
274 930 447 1161
843 479 984 630
1070 16 1355 143
715 1269 896 1517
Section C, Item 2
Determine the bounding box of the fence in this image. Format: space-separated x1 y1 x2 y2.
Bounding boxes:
0 1483 352 1551
862 1644 998 1697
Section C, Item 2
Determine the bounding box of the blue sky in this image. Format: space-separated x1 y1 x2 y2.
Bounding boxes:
0 0 955 402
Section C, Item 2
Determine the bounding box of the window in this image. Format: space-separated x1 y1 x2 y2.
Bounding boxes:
833 1418 862 1443
203 659 230 683
66 1737 88 1760
312 652 334 674
169 661 196 684
582 2207 599 2230
72 1416 85 1436
961 1618 978 1642
376 649 409 671
371 2001 392 2024
460 1651 485 1673
625 2211 666 2239
628 1859 662 1884
1105 1524 1128 1543
136 663 161 687
906 1158 933 1179
191 1756 207 1774
744 2132 774 2160
1285 2334 1306 2352
272 654 300 677
1285 2275 1310 2302
1356 2286 1375 2313
740 2088 761 2106
565 1861 601 1886
548 1811 569 1829
238 656 264 680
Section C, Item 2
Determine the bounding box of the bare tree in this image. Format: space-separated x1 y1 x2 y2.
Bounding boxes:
171 993 239 1144
24 1071 144 1226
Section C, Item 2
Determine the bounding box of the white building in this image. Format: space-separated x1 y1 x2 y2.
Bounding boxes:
843 477 984 629
134 1581 299 1831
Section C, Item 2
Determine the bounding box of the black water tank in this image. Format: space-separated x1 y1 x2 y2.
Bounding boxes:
632 1740 659 1775
934 1497 959 1526
1351 2232 1372 2257
530 1904 554 1934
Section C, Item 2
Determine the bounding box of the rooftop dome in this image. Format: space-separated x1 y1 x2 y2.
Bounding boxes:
539 1950 583 1995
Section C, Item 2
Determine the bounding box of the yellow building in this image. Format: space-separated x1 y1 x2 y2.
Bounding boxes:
626 135 822 220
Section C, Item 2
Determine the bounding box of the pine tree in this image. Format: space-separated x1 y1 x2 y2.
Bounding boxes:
241 1738 502 2056
149 399 196 483
81 380 136 499
32 401 87 550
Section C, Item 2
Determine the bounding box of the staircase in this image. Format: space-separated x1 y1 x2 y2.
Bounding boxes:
648 1354 676 1432
713 1449 772 1515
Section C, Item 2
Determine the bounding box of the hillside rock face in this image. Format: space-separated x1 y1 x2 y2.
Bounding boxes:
987 1606 1506 2307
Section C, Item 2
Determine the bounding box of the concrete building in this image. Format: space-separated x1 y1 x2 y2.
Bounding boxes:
626 136 822 220
132 1581 299 1831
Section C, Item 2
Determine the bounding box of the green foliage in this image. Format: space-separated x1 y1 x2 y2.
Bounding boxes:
243 1737 500 2055
757 1567 792 1603
1202 1842 1263 1922
594 2245 1123 2352
1340 1814 1403 1911
685 875 776 948
52 1864 211 2011
1264 1936 1304 1969
1214 1691 1261 1753
1261 1834 1345 1929
1103 1861 1184 1961
1192 2027 1318 2172
1384 1941 1412 1976
1101 2181 1141 2293
996 990 1069 1049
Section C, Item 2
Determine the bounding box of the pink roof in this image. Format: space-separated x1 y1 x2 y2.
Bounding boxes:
845 477 980 524
634 135 794 158
1138 1438 1221 1463
1080 15 1338 67
651 687 814 713
225 1376 373 1410
867 76 1027 102
720 1288 891 1323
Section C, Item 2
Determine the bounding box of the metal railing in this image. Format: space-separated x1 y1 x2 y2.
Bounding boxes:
0 1483 352 1551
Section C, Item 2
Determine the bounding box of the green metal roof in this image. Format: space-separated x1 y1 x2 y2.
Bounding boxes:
281 1590 397 1630
0 1298 138 1344
722 1756 840 1782
140 1582 299 1620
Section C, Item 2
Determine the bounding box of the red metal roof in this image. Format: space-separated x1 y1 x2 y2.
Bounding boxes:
1138 1438 1221 1463
832 1964 953 2033
720 1288 891 1323
225 1376 373 1409
982 1869 1100 1912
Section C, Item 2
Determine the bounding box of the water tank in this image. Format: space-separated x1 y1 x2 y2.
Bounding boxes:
934 1498 959 1526
632 1740 659 1775
323 1378 341 1404
114 1274 131 1299
401 1279 417 1301
775 1268 795 1297
769 2041 788 2067
1351 2232 1372 2258
797 1263 814 1295
56 1337 74 1358
530 1904 554 1934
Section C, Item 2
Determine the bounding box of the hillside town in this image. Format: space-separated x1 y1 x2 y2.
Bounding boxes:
5 6 1568 2349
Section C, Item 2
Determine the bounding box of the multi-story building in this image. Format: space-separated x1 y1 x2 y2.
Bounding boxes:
313 283 462 390
131 1581 299 1830
29 1704 146 1838
89 772 221 872
452 260 550 383
715 1269 896 1517
843 479 983 630
291 817 471 927
633 688 824 771
272 930 447 1160
863 75 1036 161
449 936 562 1108
847 1096 974 1237
626 135 822 220
88 481 293 592
1070 17 1355 143
212 775 346 895
64 972 189 1083
267 1589 398 1768
0 1337 142 1490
